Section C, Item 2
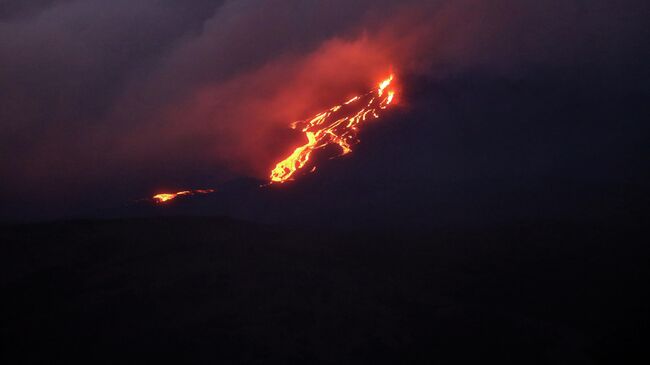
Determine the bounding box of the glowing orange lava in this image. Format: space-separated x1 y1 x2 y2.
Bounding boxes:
152 189 214 203
149 75 397 204
270 74 397 183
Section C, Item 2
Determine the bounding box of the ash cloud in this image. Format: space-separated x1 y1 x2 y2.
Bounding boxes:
0 0 648 219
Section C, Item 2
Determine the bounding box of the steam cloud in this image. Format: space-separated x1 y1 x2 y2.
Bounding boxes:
0 0 647 218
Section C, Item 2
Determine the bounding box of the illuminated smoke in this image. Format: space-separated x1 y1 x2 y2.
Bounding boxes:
150 74 397 201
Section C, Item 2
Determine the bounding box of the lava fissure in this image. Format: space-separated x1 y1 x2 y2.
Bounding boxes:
150 74 397 202
270 74 396 183
152 189 215 203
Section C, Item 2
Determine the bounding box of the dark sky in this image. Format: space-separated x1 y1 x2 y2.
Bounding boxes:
1 0 648 222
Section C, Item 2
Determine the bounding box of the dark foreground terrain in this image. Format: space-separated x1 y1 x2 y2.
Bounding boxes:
1 216 648 364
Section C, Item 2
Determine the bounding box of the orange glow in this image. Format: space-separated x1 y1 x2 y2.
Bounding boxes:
152 189 214 203
270 74 397 183
150 75 397 203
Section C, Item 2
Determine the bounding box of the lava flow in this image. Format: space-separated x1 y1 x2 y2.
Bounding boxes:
270 74 397 183
152 189 214 203
149 74 397 203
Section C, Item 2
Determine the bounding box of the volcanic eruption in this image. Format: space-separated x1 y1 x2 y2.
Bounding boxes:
270 74 397 183
151 74 397 202
152 189 215 203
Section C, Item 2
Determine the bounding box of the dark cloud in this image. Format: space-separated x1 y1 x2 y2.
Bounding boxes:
0 0 648 219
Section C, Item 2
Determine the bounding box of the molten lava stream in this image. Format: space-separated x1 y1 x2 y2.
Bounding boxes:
270 74 397 183
149 74 396 203
152 189 214 203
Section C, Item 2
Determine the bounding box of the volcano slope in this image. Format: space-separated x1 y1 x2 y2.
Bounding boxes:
1 213 648 364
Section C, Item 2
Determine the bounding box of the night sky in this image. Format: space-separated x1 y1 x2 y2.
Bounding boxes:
1 0 648 223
